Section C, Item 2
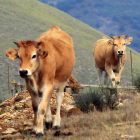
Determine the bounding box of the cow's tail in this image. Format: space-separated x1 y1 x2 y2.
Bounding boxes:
68 75 83 93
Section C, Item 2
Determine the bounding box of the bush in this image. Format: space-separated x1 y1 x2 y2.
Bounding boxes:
73 86 119 113
133 73 140 91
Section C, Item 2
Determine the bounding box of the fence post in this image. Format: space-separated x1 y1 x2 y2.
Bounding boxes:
130 50 133 86
8 66 10 94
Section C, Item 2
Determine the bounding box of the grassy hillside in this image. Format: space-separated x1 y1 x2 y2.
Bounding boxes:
0 0 140 100
39 0 140 53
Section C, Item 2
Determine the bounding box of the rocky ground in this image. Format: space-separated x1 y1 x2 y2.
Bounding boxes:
0 87 139 140
0 90 82 140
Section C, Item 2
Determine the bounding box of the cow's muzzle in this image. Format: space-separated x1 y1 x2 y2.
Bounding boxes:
117 50 124 56
19 70 28 77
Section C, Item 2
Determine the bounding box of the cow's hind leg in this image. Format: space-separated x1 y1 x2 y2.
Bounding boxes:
45 99 53 130
96 67 103 85
104 72 109 85
53 83 65 129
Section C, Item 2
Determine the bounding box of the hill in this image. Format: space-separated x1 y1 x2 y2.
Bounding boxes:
0 0 140 100
39 0 140 53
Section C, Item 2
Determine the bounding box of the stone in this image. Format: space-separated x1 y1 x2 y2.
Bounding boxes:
2 128 18 134
67 108 83 117
0 112 11 119
0 102 10 108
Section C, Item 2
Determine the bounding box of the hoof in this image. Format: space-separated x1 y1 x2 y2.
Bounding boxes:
53 126 60 130
36 133 44 137
116 82 120 85
45 122 53 130
54 130 60 137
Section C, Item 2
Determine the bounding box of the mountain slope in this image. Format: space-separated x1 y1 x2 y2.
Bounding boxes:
0 0 140 100
38 0 140 53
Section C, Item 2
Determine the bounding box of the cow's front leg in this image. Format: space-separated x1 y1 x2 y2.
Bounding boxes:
30 93 39 132
26 86 39 133
116 65 124 85
53 83 65 129
45 99 53 130
36 84 53 136
105 63 115 86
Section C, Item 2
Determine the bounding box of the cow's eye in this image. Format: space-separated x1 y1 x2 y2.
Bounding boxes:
114 44 117 46
32 55 36 59
124 43 126 45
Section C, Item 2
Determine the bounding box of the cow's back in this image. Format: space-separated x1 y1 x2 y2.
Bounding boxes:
93 38 110 71
37 26 73 47
37 26 75 83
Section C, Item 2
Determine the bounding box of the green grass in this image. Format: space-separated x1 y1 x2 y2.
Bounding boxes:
133 73 140 90
73 86 119 112
0 0 140 100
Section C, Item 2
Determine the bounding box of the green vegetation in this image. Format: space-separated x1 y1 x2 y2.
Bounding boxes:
133 73 140 91
73 86 119 112
0 0 140 100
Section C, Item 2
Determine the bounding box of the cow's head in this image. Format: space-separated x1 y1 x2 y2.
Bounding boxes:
108 35 133 57
6 40 48 78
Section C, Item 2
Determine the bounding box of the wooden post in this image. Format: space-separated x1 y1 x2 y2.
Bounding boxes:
8 66 10 94
130 50 133 86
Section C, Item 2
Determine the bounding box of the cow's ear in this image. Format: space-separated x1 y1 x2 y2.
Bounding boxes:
38 49 48 59
6 48 18 60
125 37 133 45
108 40 113 45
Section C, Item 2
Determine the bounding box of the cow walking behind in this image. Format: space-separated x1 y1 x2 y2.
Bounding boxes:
93 35 133 86
6 26 75 136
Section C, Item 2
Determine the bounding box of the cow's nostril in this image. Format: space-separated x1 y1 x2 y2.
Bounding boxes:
118 50 124 54
19 70 28 77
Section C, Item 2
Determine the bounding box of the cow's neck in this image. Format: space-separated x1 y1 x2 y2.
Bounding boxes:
30 75 38 93
118 57 122 68
27 68 40 94
112 51 123 71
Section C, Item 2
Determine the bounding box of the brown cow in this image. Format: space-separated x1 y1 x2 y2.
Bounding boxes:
93 35 133 86
6 26 75 136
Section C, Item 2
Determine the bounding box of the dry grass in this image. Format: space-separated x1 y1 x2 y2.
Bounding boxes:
20 90 140 140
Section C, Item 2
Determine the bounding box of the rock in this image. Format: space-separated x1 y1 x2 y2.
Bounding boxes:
0 112 11 119
63 104 75 111
23 101 31 108
10 98 15 105
67 108 83 117
23 121 33 126
121 135 134 139
2 128 18 134
60 110 67 117
0 102 10 108
14 96 23 102
0 90 78 137
0 121 5 125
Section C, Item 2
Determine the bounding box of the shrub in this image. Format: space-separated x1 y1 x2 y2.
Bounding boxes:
73 86 119 113
133 73 140 91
